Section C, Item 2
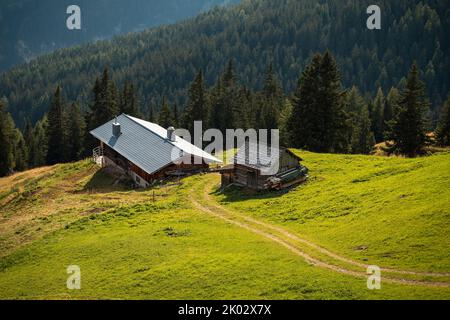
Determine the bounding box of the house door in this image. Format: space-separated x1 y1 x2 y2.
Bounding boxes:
246 171 257 188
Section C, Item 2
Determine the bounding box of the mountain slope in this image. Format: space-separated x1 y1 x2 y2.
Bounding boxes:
1 0 449 126
0 152 450 299
0 0 238 72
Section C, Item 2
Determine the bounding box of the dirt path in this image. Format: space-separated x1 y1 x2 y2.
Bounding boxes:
189 176 450 288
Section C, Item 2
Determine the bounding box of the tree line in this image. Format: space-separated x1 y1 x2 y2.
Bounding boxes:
1 51 450 176
1 0 449 129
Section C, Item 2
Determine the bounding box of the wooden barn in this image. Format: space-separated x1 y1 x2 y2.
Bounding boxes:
90 114 221 187
219 143 308 190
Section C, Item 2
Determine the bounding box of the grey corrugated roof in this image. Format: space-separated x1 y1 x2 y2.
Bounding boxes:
90 114 220 175
234 142 301 174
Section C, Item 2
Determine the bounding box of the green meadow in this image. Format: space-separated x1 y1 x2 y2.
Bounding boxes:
0 151 449 299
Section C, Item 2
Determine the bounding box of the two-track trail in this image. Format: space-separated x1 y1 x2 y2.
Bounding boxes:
189 174 450 288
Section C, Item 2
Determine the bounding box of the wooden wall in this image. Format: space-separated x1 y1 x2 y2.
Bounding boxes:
102 144 209 186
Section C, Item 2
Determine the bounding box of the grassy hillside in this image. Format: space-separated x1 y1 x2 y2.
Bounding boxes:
0 151 449 299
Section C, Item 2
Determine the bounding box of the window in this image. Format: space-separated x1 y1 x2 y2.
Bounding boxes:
135 176 141 184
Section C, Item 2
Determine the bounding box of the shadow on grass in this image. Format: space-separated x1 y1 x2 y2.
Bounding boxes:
79 168 134 194
211 184 292 203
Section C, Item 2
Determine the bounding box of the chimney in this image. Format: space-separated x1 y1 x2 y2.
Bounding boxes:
167 126 176 142
112 118 121 137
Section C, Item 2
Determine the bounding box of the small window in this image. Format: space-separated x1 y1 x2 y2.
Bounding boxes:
135 176 141 183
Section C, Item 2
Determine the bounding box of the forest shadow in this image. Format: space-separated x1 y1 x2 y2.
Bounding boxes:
210 184 295 203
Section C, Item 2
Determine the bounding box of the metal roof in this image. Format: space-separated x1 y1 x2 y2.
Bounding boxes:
234 141 301 175
90 114 221 175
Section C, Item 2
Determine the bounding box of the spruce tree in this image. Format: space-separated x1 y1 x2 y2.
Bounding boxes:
120 81 139 116
260 63 283 132
209 78 226 133
46 86 67 164
182 71 207 133
67 103 86 161
33 116 48 166
221 60 238 130
289 51 350 153
435 95 450 146
387 63 430 156
13 129 28 171
289 54 322 150
23 118 34 167
0 101 15 176
173 103 179 128
85 68 119 152
372 87 385 142
383 87 400 139
278 100 293 147
351 105 375 154
148 103 156 123
158 97 174 128
346 87 375 154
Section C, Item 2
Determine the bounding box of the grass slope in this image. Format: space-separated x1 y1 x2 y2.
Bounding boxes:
214 151 450 273
0 152 449 299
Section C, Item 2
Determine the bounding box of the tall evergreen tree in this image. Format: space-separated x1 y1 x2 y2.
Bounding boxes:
46 86 67 164
182 71 208 133
23 118 34 167
0 101 15 176
346 86 375 154
260 63 284 132
85 68 119 152
209 77 227 132
351 105 375 154
148 103 156 123
67 103 86 161
32 116 49 167
158 97 174 128
435 95 450 146
278 100 293 147
387 63 430 156
120 81 140 116
372 87 385 142
221 60 238 130
173 103 179 128
13 129 28 171
383 87 400 139
289 51 350 153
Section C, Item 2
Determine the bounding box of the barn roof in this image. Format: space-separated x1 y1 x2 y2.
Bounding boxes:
234 142 302 174
90 114 221 175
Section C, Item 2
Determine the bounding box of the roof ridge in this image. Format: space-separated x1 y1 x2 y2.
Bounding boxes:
122 113 182 151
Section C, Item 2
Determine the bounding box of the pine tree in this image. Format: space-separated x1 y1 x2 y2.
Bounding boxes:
46 86 67 164
0 101 15 176
435 95 450 146
158 97 174 128
387 63 430 156
67 103 86 161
